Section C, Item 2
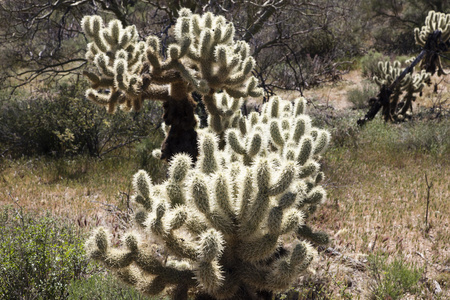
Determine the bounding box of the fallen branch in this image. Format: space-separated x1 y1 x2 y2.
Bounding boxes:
324 247 367 271
424 173 433 232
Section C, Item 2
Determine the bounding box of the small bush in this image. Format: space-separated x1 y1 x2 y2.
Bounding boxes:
0 82 163 157
68 273 160 300
359 118 450 157
0 207 89 299
360 50 389 78
135 133 167 183
368 253 423 300
347 81 378 109
300 30 335 58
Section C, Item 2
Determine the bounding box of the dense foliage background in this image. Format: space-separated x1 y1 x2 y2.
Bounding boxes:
1 0 448 158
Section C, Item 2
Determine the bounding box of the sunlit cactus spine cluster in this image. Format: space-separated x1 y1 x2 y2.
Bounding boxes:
81 16 145 112
414 10 450 76
85 96 330 300
81 8 262 161
415 11 450 47
81 8 261 111
373 61 430 121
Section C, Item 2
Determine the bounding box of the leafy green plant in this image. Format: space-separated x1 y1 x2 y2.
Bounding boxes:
68 273 161 300
0 82 162 157
368 253 423 300
360 50 389 78
0 207 89 299
346 81 378 109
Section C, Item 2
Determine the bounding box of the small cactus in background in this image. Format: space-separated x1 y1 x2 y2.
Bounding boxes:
397 70 430 120
373 60 431 122
358 10 449 126
85 96 330 300
81 8 262 161
414 10 450 76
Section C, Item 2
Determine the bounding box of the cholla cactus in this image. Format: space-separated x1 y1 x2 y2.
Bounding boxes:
373 61 403 117
373 61 402 86
81 8 262 161
83 8 330 300
396 70 430 120
85 96 330 300
415 11 450 48
358 10 449 126
414 10 450 76
373 60 431 121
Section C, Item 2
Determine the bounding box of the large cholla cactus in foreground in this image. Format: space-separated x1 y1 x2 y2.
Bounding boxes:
86 97 330 300
81 8 261 161
373 61 430 122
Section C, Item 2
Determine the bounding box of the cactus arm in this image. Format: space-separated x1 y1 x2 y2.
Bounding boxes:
193 229 225 294
237 234 279 262
268 162 296 196
197 132 219 175
266 242 314 290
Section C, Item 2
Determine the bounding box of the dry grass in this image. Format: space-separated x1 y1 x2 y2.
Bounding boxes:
0 155 166 236
315 127 450 299
302 70 365 110
277 70 450 299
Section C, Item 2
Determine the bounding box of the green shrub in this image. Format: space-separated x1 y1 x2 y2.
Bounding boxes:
346 81 378 109
368 253 423 300
135 133 167 183
359 118 450 156
394 55 412 66
0 207 89 299
0 82 163 157
300 30 336 58
68 273 160 300
360 50 389 78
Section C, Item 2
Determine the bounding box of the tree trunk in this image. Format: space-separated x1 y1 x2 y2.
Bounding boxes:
160 96 198 162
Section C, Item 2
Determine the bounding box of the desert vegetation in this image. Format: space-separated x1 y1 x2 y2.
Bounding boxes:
1 1 449 299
